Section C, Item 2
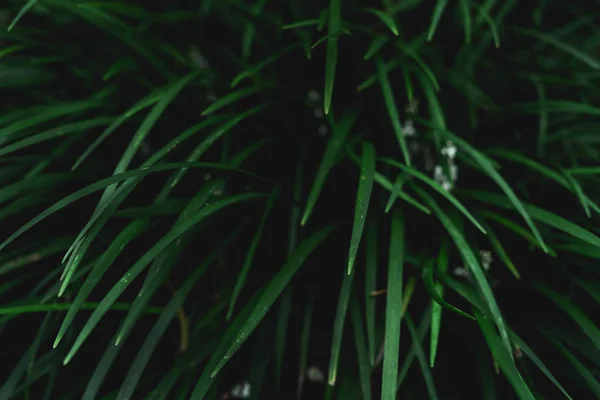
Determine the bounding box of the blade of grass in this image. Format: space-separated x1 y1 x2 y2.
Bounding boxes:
376 55 411 166
366 8 398 36
7 0 40 31
324 0 341 114
302 110 358 226
201 86 263 116
429 241 448 368
509 331 573 400
328 264 355 385
480 220 521 279
406 315 439 399
227 186 279 318
60 193 263 365
382 159 486 234
0 117 114 157
384 174 405 213
422 259 475 320
427 0 448 41
365 218 378 366
350 293 372 400
414 187 513 359
475 310 535 400
430 126 549 253
210 225 336 378
535 283 600 351
458 0 472 44
348 141 375 275
381 209 404 400
545 334 600 397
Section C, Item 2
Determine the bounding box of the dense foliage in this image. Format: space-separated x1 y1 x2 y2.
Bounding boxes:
1 1 600 399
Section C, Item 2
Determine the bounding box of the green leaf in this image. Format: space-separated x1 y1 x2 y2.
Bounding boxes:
481 220 521 279
348 141 375 275
406 315 439 400
363 35 388 60
350 293 372 400
427 0 448 41
0 117 114 157
210 225 336 378
429 241 448 368
382 158 486 234
458 0 472 44
475 4 500 48
227 186 279 318
376 56 411 166
115 230 241 400
324 0 341 114
470 191 600 249
511 28 600 70
302 110 357 226
366 8 398 36
202 86 263 116
328 265 355 385
60 193 263 365
535 283 600 352
364 218 378 366
53 219 150 347
7 0 40 31
434 128 549 253
381 209 404 400
475 311 535 400
422 259 475 320
509 331 573 400
545 334 600 397
414 187 513 359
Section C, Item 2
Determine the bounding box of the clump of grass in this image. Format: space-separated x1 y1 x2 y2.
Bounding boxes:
1 1 600 399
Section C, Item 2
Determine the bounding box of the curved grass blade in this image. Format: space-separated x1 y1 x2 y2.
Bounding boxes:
544 334 600 397
227 185 279 319
509 331 573 400
0 161 252 253
384 174 405 213
60 193 263 365
427 0 448 41
301 110 357 226
562 170 591 218
0 117 113 157
381 209 404 400
0 99 102 146
511 28 600 70
376 55 411 166
475 310 535 400
481 220 520 279
350 293 372 400
282 19 321 30
435 129 548 253
470 191 600 249
328 265 355 386
363 35 388 60
458 0 472 44
231 44 297 87
477 209 555 256
71 89 162 170
202 86 263 116
422 260 474 320
535 283 600 351
414 187 513 359
398 307 431 387
406 315 439 399
324 0 341 114
475 4 500 48
115 233 240 400
209 225 336 379
348 141 375 275
366 8 398 36
364 218 378 366
7 0 40 31
430 241 449 368
382 158 486 234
